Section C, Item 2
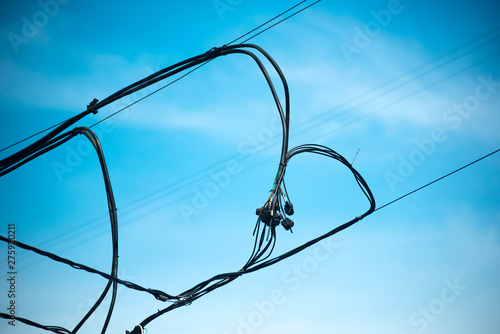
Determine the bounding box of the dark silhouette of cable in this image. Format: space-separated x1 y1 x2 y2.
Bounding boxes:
0 234 176 301
0 41 374 333
93 27 500 233
0 126 121 334
0 7 496 332
2 144 497 334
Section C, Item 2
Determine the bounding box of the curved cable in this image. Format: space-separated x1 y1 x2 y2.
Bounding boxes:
0 43 377 333
0 127 120 333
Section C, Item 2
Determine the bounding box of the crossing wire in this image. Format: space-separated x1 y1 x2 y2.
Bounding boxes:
1 144 498 333
0 1 498 332
0 0 322 153
5 26 499 273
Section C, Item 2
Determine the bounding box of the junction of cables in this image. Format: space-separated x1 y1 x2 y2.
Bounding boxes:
0 44 375 334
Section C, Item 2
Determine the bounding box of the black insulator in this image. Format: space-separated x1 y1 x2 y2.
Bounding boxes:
281 218 294 231
285 202 294 215
271 213 282 227
260 208 272 225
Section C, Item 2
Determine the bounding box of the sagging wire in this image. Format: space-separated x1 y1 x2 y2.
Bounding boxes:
127 144 376 332
0 127 119 334
0 42 375 333
120 51 375 331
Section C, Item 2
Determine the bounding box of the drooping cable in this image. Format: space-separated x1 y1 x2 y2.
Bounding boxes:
0 44 291 333
131 144 376 330
0 235 175 301
1 33 495 333
0 127 120 334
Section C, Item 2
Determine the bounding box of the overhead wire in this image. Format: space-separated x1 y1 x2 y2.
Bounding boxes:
69 25 500 255
0 43 292 334
0 38 374 332
0 126 120 333
239 0 323 44
76 27 500 259
5 27 500 284
226 0 309 45
0 0 318 152
1 1 498 333
374 147 500 213
133 144 500 331
2 142 497 333
0 0 330 277
0 119 66 153
90 0 321 130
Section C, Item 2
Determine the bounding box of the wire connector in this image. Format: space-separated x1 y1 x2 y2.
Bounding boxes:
87 98 99 115
281 218 294 232
284 201 294 215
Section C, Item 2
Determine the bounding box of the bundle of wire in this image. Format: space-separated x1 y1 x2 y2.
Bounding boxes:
0 44 375 334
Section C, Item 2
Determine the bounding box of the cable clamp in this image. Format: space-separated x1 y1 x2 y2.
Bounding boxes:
209 45 228 56
175 295 194 307
149 289 173 302
87 98 99 115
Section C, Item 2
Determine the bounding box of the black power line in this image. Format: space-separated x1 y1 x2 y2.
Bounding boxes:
1 2 498 333
6 26 499 275
0 43 293 334
375 148 500 212
0 38 377 333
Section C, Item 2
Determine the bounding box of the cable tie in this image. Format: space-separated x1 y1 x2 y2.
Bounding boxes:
87 98 99 115
175 295 194 307
149 289 173 302
219 44 228 55
209 45 228 56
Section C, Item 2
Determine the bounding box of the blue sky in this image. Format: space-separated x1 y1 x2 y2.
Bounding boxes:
1 0 499 333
